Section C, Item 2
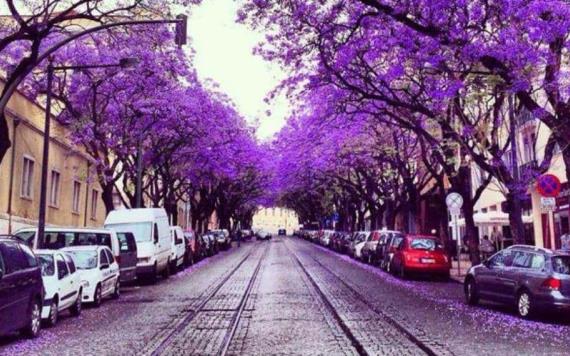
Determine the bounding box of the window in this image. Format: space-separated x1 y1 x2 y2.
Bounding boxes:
20 244 38 267
56 254 69 280
40 232 75 249
117 233 130 252
530 254 545 270
488 250 513 268
49 170 60 207
104 249 115 264
99 250 109 266
512 251 532 268
72 181 81 213
552 257 570 275
21 156 34 198
63 253 76 274
91 190 99 219
38 254 55 276
0 243 27 274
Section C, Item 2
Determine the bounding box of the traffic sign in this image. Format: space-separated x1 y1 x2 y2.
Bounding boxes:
446 192 464 209
449 207 461 216
537 174 562 197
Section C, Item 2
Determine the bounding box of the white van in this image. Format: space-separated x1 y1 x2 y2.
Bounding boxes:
104 208 171 282
13 227 120 261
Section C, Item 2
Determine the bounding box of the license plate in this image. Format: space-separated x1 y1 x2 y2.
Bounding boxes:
421 258 435 264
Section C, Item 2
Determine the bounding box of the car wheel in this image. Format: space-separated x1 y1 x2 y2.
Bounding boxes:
516 290 534 319
70 289 82 316
149 263 158 284
23 298 41 338
112 280 120 299
399 266 407 280
47 299 58 327
93 284 102 308
163 260 171 279
465 278 479 305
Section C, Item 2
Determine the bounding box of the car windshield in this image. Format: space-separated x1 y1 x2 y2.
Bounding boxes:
66 250 98 269
107 222 151 242
552 256 570 275
37 254 55 276
410 238 441 251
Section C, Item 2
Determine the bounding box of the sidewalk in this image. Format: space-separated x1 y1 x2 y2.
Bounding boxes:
449 255 472 284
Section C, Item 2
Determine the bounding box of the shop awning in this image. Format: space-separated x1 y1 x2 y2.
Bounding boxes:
449 211 533 227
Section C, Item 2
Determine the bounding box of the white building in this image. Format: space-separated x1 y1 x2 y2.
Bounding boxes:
252 207 299 235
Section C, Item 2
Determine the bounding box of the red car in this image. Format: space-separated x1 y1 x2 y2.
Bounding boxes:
390 235 450 279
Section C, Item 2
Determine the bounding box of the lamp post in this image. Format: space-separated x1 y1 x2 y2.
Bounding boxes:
37 57 138 242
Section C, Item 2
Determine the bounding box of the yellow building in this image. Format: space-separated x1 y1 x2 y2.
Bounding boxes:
0 81 106 234
252 207 299 235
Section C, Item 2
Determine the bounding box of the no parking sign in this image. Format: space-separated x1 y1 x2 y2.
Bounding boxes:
536 174 561 198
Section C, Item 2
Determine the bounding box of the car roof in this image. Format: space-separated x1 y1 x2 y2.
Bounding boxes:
62 245 105 252
35 249 66 255
105 208 167 224
507 244 552 254
15 227 113 234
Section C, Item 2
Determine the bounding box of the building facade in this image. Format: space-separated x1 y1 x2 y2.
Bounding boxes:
252 207 299 235
0 82 106 234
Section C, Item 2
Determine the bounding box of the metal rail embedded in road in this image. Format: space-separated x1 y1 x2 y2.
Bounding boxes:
283 241 368 356
148 244 266 356
217 245 268 356
295 239 454 356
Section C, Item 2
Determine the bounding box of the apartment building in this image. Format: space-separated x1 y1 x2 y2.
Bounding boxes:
0 81 106 234
457 109 568 249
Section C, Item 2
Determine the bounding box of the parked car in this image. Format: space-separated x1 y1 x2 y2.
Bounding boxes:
354 232 370 260
211 229 231 250
339 233 354 254
63 246 120 306
116 232 138 284
361 230 382 263
389 235 450 279
256 230 272 241
183 230 197 265
169 226 186 272
0 235 44 338
371 230 403 266
36 250 82 326
104 208 172 282
14 227 121 263
201 233 215 256
464 245 570 318
278 228 287 236
241 229 253 241
330 232 344 251
379 233 405 272
320 230 334 247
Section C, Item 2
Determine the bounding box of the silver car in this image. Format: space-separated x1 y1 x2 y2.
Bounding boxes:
465 245 570 318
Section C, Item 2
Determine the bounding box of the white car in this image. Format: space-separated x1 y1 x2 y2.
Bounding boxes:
36 250 83 326
354 239 367 260
169 226 186 272
63 246 120 306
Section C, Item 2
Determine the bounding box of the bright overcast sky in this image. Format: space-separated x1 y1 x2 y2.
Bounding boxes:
187 0 290 140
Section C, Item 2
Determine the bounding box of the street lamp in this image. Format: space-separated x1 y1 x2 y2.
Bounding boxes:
37 57 139 241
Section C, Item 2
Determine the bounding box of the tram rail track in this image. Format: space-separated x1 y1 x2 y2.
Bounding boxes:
284 238 450 356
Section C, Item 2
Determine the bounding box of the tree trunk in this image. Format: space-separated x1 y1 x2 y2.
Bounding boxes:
0 112 10 167
506 192 526 245
101 183 115 215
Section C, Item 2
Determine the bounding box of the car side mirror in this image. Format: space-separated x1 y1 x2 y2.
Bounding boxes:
100 264 109 270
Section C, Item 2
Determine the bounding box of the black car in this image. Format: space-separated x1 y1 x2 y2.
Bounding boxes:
465 245 570 318
0 235 44 338
278 229 286 236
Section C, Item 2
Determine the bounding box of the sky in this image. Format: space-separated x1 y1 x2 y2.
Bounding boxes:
0 0 291 141
186 0 290 140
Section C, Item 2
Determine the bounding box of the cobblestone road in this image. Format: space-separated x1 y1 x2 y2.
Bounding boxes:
2 236 570 356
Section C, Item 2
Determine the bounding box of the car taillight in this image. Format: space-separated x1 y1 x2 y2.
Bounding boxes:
542 278 561 290
116 255 121 264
